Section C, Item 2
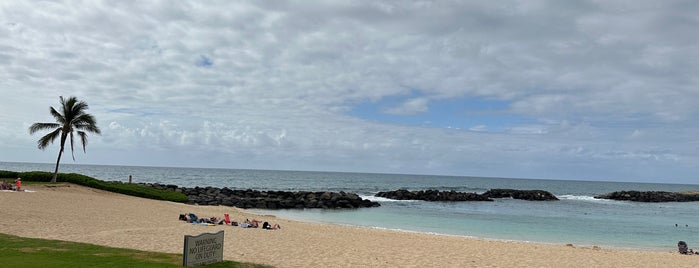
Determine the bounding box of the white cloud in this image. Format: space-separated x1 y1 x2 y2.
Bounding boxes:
1 1 698 183
383 98 429 115
469 125 487 132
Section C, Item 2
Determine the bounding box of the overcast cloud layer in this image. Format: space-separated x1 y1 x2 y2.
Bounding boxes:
1 1 698 183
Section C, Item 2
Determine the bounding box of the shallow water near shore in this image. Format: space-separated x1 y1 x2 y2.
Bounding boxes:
4 161 699 251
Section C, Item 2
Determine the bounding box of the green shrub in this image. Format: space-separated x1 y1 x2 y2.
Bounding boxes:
0 170 20 179
19 171 54 182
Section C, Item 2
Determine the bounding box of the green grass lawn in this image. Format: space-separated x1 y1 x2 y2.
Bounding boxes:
0 233 271 268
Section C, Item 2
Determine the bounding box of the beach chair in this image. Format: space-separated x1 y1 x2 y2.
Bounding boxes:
224 213 232 225
678 241 689 254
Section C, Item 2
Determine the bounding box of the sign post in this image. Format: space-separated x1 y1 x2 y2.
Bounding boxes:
183 230 224 266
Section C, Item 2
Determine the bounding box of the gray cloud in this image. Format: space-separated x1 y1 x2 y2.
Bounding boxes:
1 0 698 183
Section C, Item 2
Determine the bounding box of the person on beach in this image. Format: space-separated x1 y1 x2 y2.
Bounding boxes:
0 180 12 190
241 219 259 228
14 178 21 191
187 213 198 223
678 241 689 254
262 221 281 230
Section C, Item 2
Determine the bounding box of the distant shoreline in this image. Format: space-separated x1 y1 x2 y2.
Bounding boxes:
4 161 699 185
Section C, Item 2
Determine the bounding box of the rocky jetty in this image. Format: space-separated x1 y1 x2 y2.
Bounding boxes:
375 189 558 202
482 189 559 201
375 189 493 201
139 183 380 209
594 191 699 202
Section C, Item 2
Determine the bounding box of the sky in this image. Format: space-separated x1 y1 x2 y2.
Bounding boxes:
1 1 698 184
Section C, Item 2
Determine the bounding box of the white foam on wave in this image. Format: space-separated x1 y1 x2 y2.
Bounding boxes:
558 194 611 202
360 195 419 202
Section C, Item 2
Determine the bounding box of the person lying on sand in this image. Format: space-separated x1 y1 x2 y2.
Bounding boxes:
240 219 260 228
178 213 200 223
262 221 281 230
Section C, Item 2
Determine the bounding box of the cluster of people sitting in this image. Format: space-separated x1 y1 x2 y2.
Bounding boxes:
0 178 21 191
179 213 280 230
678 241 699 255
179 213 226 225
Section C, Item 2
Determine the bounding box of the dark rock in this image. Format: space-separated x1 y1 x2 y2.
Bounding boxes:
482 189 559 201
137 183 380 209
375 189 493 201
594 191 699 202
376 188 559 202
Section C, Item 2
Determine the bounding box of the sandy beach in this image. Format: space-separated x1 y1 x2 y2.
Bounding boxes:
1 184 697 267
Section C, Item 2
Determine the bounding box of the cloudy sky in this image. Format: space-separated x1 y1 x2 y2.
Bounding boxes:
1 1 698 183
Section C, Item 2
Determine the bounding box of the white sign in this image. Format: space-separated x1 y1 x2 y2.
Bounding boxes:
183 230 224 266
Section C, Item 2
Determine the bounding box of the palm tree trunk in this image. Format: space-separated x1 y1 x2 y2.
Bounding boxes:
52 135 67 183
52 148 63 183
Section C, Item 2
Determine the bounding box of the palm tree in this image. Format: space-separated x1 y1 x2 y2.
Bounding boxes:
29 96 101 182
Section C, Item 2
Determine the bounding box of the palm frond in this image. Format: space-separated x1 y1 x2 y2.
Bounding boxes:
77 131 89 153
73 113 96 124
49 106 65 124
37 129 62 150
69 131 76 160
73 113 101 134
29 122 60 134
74 124 102 135
71 101 89 116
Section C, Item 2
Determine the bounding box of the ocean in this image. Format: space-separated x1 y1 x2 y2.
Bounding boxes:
3 161 698 251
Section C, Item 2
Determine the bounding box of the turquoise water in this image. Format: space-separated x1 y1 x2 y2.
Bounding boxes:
3 161 699 250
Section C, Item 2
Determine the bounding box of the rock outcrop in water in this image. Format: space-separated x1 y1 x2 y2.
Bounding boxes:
594 191 699 202
375 189 493 201
482 189 559 201
375 188 558 202
139 183 380 209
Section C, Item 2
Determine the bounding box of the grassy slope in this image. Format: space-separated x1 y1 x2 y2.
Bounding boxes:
0 230 270 268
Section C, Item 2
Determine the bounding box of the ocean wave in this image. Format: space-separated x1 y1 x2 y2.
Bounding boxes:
557 194 611 202
360 195 419 202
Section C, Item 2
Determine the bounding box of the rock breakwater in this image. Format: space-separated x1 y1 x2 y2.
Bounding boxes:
375 189 558 201
139 183 381 209
594 191 699 202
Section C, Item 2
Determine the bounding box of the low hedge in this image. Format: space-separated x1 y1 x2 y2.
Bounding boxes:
0 170 188 203
0 170 19 179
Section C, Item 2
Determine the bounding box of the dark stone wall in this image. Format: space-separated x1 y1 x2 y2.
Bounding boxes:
594 191 699 202
376 189 493 201
482 189 559 201
139 183 380 209
376 188 558 201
